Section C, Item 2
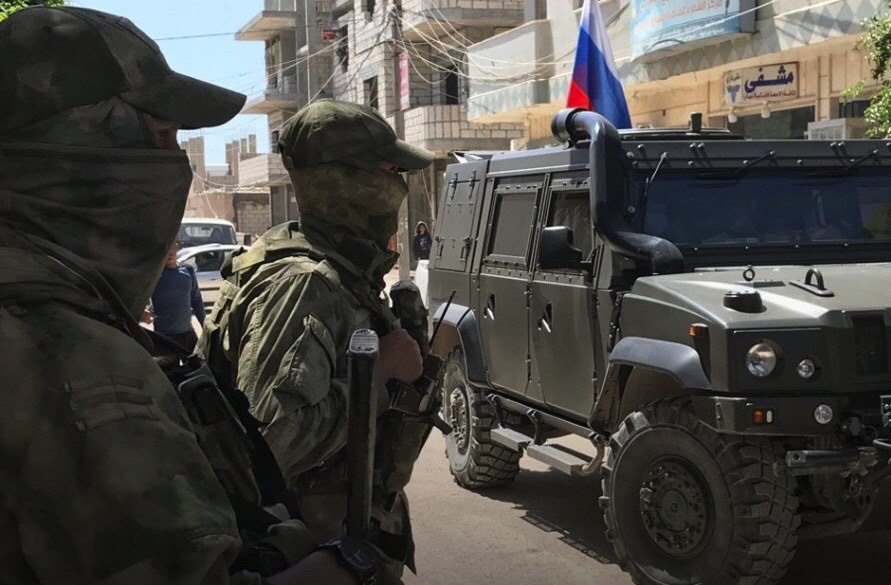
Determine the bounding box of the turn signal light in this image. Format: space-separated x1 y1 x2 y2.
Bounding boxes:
689 323 708 337
752 408 775 425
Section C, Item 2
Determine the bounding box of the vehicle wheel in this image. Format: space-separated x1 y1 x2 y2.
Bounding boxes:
601 397 800 585
442 348 520 488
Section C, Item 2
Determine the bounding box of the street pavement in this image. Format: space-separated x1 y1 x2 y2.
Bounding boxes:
403 433 891 585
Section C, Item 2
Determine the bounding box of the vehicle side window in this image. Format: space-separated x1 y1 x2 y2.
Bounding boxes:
193 251 224 273
182 257 198 270
547 190 593 260
178 223 237 246
487 190 538 262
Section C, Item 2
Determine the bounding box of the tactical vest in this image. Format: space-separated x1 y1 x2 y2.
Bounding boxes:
200 224 438 566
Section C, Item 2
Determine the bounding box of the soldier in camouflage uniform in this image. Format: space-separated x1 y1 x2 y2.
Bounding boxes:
0 8 398 585
198 101 434 574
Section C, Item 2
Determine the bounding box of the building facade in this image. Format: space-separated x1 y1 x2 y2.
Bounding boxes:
237 0 528 268
466 0 883 144
181 134 273 236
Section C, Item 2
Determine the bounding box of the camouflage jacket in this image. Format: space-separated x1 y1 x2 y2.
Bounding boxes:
199 219 397 481
0 228 266 585
196 219 411 550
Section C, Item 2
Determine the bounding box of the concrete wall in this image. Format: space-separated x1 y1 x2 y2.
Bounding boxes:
403 104 523 152
236 200 272 236
184 191 236 222
239 153 288 187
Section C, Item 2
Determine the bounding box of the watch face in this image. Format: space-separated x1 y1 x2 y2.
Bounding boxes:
341 538 377 573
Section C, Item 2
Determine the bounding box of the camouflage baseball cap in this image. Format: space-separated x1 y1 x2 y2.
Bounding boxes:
0 7 245 133
278 100 434 171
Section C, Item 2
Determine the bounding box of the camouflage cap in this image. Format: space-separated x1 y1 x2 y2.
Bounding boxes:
278 100 434 172
0 7 246 133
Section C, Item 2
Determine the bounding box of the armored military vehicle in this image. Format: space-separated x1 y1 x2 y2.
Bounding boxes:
427 108 891 585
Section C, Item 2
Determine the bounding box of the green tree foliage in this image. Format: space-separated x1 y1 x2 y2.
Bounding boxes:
0 0 65 22
847 6 891 137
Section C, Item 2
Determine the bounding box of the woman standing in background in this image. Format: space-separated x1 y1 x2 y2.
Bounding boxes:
413 221 432 262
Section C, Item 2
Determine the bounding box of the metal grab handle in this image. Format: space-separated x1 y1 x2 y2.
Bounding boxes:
484 294 495 320
805 267 826 291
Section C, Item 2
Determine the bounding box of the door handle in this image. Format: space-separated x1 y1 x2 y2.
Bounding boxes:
484 294 495 320
537 303 553 334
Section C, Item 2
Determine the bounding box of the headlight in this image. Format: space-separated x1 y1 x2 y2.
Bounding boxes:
746 343 777 377
814 404 834 425
797 358 816 380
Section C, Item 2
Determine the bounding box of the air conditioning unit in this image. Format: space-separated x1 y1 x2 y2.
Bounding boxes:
806 118 868 140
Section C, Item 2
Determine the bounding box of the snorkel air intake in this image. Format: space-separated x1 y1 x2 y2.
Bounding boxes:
551 108 683 275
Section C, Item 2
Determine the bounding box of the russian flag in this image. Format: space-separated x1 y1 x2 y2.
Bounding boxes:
567 0 632 129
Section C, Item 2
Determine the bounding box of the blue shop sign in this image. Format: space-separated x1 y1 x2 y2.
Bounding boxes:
630 0 755 60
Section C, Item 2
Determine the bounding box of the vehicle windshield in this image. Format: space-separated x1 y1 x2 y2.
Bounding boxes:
639 169 891 247
178 222 237 247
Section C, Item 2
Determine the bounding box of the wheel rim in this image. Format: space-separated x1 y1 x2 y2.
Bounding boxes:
447 386 470 453
638 458 713 558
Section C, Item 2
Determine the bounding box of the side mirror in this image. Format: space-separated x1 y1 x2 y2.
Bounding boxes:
539 226 583 270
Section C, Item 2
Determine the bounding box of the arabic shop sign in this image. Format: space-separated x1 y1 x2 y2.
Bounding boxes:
630 0 756 60
724 63 799 106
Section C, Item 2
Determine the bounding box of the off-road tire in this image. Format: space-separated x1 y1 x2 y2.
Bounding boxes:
442 348 520 488
600 397 800 585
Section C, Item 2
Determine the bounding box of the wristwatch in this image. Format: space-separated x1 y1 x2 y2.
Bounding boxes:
317 537 378 585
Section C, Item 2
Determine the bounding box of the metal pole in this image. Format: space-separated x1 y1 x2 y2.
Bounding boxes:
346 329 379 538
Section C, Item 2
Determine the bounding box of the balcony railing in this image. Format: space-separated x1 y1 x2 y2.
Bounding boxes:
400 0 524 38
402 104 521 152
268 75 298 95
264 0 298 10
236 1 299 41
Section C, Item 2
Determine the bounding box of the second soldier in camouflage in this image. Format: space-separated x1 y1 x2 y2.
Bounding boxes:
199 100 434 576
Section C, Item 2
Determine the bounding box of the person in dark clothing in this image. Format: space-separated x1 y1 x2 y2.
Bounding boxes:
412 221 432 261
150 242 205 351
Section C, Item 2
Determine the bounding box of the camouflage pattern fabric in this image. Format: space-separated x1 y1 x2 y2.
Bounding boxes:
277 100 433 172
4 96 168 149
197 217 414 570
289 163 408 248
0 7 245 133
0 97 274 583
0 98 192 318
0 226 256 585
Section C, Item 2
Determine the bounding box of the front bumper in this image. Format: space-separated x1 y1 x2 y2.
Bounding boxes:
691 394 890 437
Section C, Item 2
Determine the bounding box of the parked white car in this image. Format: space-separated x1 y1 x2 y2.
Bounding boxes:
178 218 237 248
414 259 429 307
176 243 243 311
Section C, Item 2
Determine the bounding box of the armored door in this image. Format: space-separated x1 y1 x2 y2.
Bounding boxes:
529 179 599 418
477 176 545 398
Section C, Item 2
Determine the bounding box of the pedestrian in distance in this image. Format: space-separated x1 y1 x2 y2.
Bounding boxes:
412 221 432 261
0 6 398 585
150 241 206 352
198 100 435 577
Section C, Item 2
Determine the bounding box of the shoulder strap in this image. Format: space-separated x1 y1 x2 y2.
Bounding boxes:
151 330 296 516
